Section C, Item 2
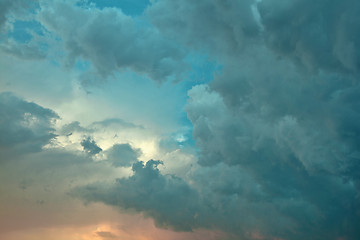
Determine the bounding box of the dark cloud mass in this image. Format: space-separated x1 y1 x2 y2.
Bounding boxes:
146 0 260 57
38 1 189 82
258 0 360 74
105 143 140 167
71 160 201 231
0 92 58 155
81 137 102 155
72 0 360 239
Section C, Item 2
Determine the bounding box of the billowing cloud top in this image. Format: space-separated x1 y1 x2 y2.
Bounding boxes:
1 0 360 240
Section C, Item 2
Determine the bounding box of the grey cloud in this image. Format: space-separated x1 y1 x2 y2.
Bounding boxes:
0 0 50 60
96 231 117 239
0 0 35 30
3 1 358 240
73 157 360 239
0 145 124 234
147 0 259 58
38 1 189 82
184 44 360 238
85 0 150 16
0 38 47 59
91 118 143 129
258 0 360 74
105 143 140 168
203 46 360 176
81 137 102 155
60 121 93 135
72 160 201 231
60 118 142 136
72 0 360 238
0 92 58 155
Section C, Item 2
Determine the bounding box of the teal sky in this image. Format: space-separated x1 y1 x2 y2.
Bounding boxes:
1 1 360 240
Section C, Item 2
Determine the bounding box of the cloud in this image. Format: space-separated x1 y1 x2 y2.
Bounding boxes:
2 1 360 240
147 0 259 56
71 0 360 239
59 118 142 136
0 37 47 59
37 1 189 82
0 92 58 155
84 0 150 16
0 0 35 30
105 143 140 167
96 231 117 239
60 121 93 135
185 81 360 239
71 160 201 231
73 155 360 239
81 137 102 155
0 1 47 60
258 0 360 74
91 118 143 129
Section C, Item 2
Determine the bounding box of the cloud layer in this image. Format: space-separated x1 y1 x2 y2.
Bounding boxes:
71 0 360 239
1 0 360 240
38 1 189 82
0 92 58 155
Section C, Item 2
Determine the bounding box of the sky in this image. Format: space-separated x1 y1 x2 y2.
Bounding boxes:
0 0 360 240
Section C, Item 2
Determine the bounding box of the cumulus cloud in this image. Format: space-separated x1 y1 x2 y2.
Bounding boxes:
37 1 189 82
81 137 102 155
105 143 140 167
0 92 58 155
185 79 360 239
147 0 260 58
60 121 93 135
71 0 360 239
59 118 142 136
2 0 360 240
0 0 35 30
0 38 47 59
71 160 201 231
258 0 360 74
91 118 143 129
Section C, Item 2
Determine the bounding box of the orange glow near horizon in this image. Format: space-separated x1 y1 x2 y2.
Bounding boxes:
0 222 226 240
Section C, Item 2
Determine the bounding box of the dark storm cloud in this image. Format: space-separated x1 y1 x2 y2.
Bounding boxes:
28 0 360 239
105 143 140 167
258 0 360 74
0 92 58 155
186 80 360 239
146 0 259 57
38 1 189 82
71 160 201 231
81 137 102 155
